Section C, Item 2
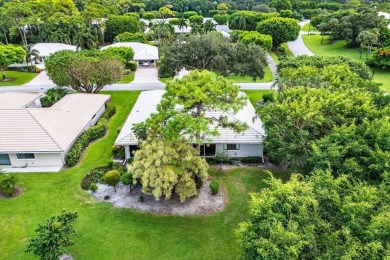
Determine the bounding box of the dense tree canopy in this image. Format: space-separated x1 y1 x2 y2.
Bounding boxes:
45 50 123 93
104 15 141 42
131 136 209 202
140 70 248 144
256 17 299 51
0 44 25 80
159 32 268 80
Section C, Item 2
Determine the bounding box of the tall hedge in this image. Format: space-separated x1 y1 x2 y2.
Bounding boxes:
105 15 141 42
66 118 108 167
238 31 273 50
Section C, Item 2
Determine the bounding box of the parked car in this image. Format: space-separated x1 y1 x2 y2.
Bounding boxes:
141 61 150 67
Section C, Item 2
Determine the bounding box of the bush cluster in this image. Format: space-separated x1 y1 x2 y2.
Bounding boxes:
127 61 138 71
209 180 220 195
0 173 18 197
40 87 70 107
112 145 125 159
101 105 116 120
7 65 37 73
240 156 263 164
66 118 108 167
81 167 107 190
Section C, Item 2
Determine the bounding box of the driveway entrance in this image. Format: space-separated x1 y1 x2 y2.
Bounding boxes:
133 67 161 83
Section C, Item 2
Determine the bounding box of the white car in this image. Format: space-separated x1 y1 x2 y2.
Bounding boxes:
141 61 150 67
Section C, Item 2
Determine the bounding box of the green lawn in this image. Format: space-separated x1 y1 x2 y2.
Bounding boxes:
226 65 273 83
0 91 290 259
268 43 294 64
301 23 318 33
0 71 38 86
116 71 134 84
302 34 390 92
244 90 275 106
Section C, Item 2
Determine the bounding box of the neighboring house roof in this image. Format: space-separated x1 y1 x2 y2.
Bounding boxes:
0 92 43 109
216 25 231 34
0 93 110 153
115 90 265 146
174 25 192 34
32 43 77 57
100 42 159 60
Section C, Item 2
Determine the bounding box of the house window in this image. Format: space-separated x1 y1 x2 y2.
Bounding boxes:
224 144 240 150
16 153 35 159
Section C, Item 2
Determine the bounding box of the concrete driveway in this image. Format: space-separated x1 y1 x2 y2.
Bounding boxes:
133 67 161 83
23 71 55 86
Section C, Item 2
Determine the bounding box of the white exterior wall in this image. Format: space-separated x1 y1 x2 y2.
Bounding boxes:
215 143 263 158
89 104 106 127
6 153 63 168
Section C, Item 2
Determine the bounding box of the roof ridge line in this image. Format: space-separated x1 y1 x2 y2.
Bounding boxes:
26 110 63 151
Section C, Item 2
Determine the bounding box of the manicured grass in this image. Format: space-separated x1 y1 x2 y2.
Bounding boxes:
302 34 390 92
268 43 294 64
0 71 38 86
301 23 318 33
226 65 273 82
245 90 275 106
0 91 290 259
116 72 134 84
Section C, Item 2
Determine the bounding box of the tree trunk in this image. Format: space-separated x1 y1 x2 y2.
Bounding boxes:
321 34 324 45
2 70 5 80
114 185 116 193
2 29 8 44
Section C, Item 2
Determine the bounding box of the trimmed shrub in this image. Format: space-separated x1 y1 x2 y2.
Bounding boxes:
0 173 18 197
240 156 263 164
209 180 220 195
104 195 110 200
262 93 275 103
102 170 120 192
66 118 108 167
81 167 106 190
7 65 37 72
184 11 198 19
89 183 98 192
168 18 180 25
213 14 230 25
128 61 138 71
143 12 155 20
101 105 116 120
121 172 133 193
114 32 147 43
138 195 144 202
189 15 203 25
238 31 273 50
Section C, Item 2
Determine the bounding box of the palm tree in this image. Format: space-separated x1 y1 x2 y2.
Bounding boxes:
191 23 204 35
203 20 216 34
23 44 40 65
74 27 98 50
178 16 188 34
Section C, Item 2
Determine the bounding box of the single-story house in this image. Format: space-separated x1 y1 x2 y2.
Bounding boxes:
31 43 77 64
0 92 110 172
100 42 159 67
378 11 390 28
115 90 265 160
10 43 77 69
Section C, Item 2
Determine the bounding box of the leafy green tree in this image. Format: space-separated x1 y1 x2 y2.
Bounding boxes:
130 136 209 202
102 46 135 68
103 170 120 192
45 50 123 93
75 27 98 50
143 12 155 20
189 14 203 25
366 46 390 75
143 70 248 144
23 44 40 66
269 0 292 11
257 17 300 51
120 172 133 193
2 1 32 45
26 210 78 260
183 11 198 19
229 11 279 31
238 31 273 50
158 32 268 80
213 14 230 25
203 20 216 33
105 15 140 42
237 171 390 259
217 3 229 13
0 44 25 80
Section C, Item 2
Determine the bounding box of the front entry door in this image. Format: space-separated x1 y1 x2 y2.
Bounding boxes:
0 154 11 165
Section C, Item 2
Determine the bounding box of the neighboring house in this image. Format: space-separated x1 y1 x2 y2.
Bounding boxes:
101 42 159 67
0 93 110 172
378 11 390 28
10 43 77 69
174 25 192 34
31 43 77 64
115 90 265 160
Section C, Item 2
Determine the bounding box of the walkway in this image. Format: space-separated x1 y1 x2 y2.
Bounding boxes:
287 19 315 57
133 67 161 83
23 71 54 86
